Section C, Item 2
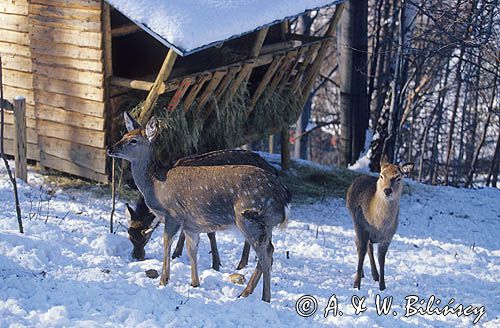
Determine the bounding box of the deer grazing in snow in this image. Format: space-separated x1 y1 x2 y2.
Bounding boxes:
346 157 413 290
109 113 291 302
126 149 279 272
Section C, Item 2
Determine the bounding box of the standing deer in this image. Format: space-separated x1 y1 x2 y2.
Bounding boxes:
108 113 291 302
346 157 413 290
126 149 279 272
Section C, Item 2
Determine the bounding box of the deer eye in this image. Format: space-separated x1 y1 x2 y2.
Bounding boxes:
396 177 401 182
380 175 384 180
130 139 137 145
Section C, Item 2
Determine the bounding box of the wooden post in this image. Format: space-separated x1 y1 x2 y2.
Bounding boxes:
281 128 290 171
138 49 178 125
13 96 27 182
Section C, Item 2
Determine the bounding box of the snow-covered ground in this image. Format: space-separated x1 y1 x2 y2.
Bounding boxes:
0 161 499 327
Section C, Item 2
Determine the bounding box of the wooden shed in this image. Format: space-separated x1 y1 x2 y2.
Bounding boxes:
0 0 344 183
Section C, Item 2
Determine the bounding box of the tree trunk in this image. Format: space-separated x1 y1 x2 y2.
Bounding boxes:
486 130 500 187
339 0 369 166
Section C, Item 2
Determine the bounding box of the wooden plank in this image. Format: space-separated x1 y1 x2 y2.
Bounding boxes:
278 46 308 92
32 53 102 72
0 41 31 57
4 124 38 144
4 112 37 128
38 136 107 173
183 74 211 112
35 104 105 131
31 39 102 60
30 4 101 21
249 55 284 108
0 29 30 45
33 75 104 102
1 54 32 72
167 78 192 112
31 0 101 10
2 68 32 89
0 1 29 15
214 66 241 99
34 90 105 117
291 43 320 92
13 97 27 181
2 85 34 105
40 152 108 183
265 50 298 98
3 139 39 161
36 120 106 148
195 70 226 114
0 12 29 31
30 14 101 32
33 63 104 87
30 26 102 49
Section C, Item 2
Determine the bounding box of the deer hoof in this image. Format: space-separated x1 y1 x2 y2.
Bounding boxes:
191 282 200 288
372 273 379 282
379 282 386 290
236 262 247 270
159 277 169 286
239 289 252 298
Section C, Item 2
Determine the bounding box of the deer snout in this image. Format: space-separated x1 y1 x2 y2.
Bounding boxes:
383 188 392 197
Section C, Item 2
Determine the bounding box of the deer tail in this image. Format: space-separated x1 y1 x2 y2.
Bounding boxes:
279 183 292 230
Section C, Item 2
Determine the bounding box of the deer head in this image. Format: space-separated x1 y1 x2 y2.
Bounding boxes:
107 112 159 162
377 156 414 200
125 202 156 260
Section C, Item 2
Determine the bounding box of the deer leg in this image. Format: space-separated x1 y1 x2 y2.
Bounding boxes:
160 220 180 286
260 239 274 302
239 261 262 299
236 241 251 270
367 240 379 281
207 232 221 271
172 230 185 259
377 242 390 290
353 228 368 289
185 231 201 287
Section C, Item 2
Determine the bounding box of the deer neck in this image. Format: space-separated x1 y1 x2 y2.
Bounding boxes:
130 146 167 207
368 190 400 223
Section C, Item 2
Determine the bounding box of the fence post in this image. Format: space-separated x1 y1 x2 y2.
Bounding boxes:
13 96 27 182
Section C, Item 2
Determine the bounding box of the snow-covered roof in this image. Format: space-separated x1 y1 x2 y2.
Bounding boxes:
106 0 342 56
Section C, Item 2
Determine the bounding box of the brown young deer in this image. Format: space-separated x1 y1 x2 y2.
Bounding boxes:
126 149 279 271
346 157 413 290
108 113 291 302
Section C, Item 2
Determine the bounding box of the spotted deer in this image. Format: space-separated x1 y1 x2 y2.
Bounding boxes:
108 113 291 302
126 149 279 271
346 157 413 290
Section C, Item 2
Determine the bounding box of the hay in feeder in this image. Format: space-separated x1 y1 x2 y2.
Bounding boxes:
121 84 303 165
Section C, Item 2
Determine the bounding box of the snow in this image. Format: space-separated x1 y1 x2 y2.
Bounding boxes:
105 0 342 56
1 160 499 327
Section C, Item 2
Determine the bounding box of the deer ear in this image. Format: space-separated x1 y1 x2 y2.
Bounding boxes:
124 203 136 220
145 117 159 142
399 162 414 174
124 112 141 132
380 154 390 168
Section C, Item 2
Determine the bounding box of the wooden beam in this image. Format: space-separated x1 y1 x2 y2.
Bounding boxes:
167 77 192 111
226 27 269 103
110 77 162 92
248 55 284 110
264 50 297 102
250 27 269 57
138 49 178 125
301 4 345 101
291 43 320 92
278 46 308 93
195 70 226 114
261 41 300 55
112 24 140 37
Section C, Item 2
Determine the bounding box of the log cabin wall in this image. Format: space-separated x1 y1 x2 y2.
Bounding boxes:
0 0 39 161
28 0 108 183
